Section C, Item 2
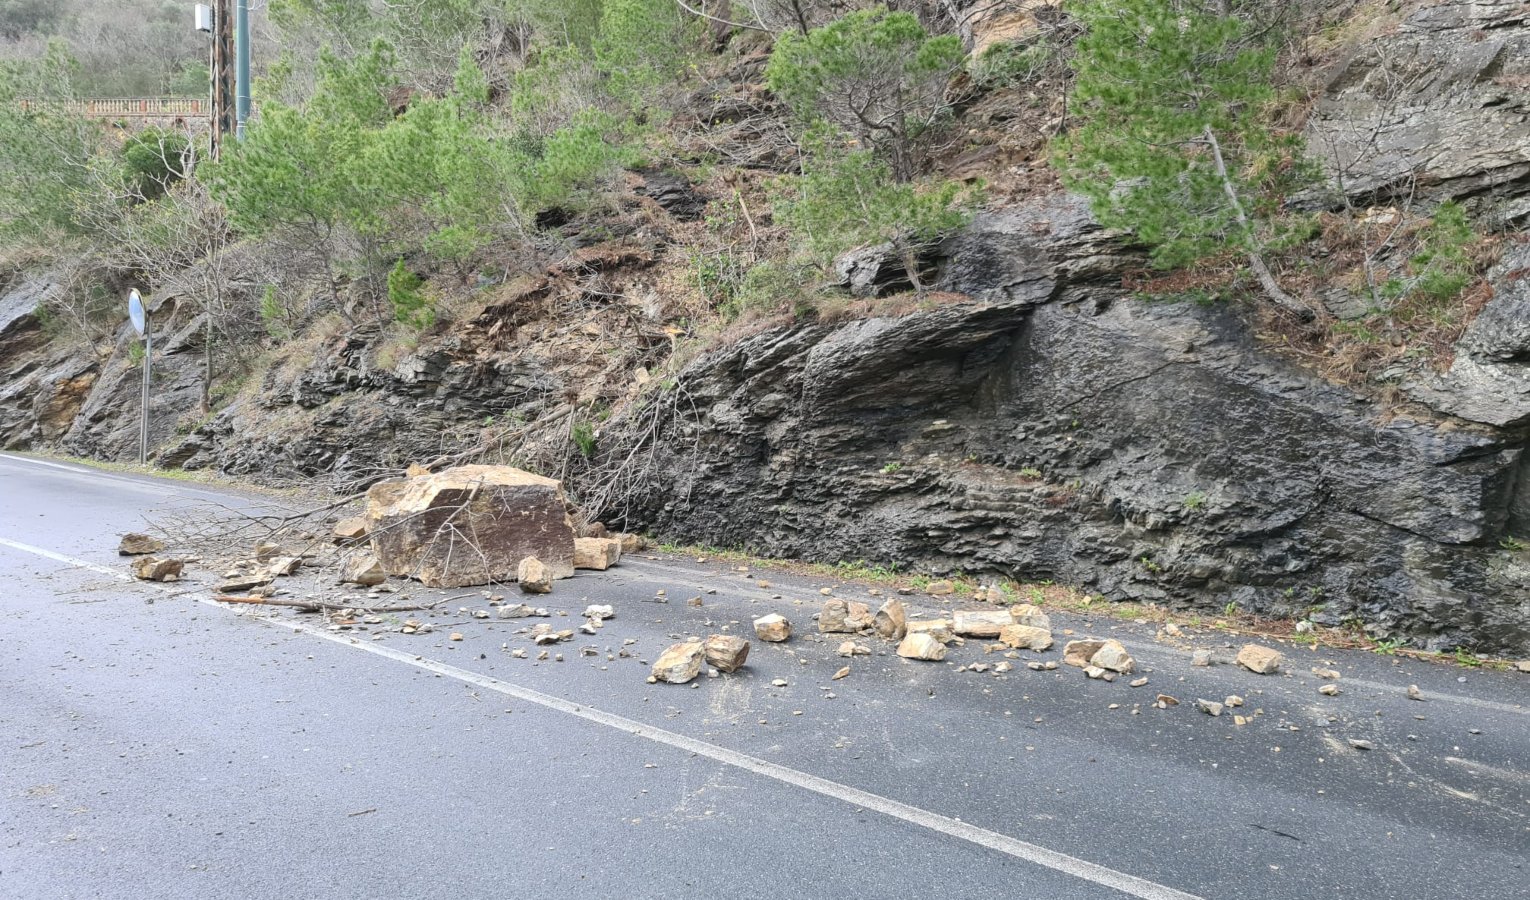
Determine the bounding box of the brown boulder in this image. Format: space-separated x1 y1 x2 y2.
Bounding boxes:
874 598 907 640
342 554 387 587
518 557 553 594
906 619 955 643
819 599 873 633
573 537 622 571
953 609 1012 638
1089 639 1135 674
703 635 750 673
364 465 576 588
332 517 368 542
131 556 183 582
754 614 792 642
897 633 947 661
651 642 705 684
118 533 165 556
999 624 1053 651
1063 639 1107 668
1236 644 1283 674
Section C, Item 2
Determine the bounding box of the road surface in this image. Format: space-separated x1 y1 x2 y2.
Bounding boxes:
1 453 1526 899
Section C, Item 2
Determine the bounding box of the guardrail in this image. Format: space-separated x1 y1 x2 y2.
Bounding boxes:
15 98 206 119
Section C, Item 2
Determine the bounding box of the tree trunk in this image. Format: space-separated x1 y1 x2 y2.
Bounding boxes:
1203 126 1313 321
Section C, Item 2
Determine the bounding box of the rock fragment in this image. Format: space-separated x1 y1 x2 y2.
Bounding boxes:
1236 644 1283 675
837 641 870 657
1008 603 1051 630
573 537 623 571
1407 684 1424 701
703 635 750 673
998 624 1053 651
1319 684 1340 696
1089 639 1135 674
651 642 705 684
1348 739 1375 751
1197 699 1224 717
1311 667 1341 680
1191 650 1213 667
615 533 645 554
873 598 907 640
952 609 1012 638
754 613 792 642
897 633 947 661
818 599 873 633
583 604 615 620
131 556 183 582
906 619 955 643
118 533 165 556
332 517 368 542
1063 639 1107 668
341 554 387 587
517 556 553 594
832 666 850 681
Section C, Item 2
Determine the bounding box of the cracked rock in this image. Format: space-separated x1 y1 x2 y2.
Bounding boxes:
652 642 705 684
1236 644 1282 674
897 632 947 661
874 598 907 640
754 613 792 642
703 635 750 673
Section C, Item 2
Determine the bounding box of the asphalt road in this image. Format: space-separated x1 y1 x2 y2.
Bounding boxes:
1 453 1526 900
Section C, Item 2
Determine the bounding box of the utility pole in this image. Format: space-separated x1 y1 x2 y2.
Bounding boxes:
235 0 250 140
208 0 234 159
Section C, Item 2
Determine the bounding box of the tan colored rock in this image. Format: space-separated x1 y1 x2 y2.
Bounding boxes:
906 619 955 643
364 464 576 588
873 598 907 640
926 580 955 596
615 533 645 554
118 533 165 556
1008 603 1051 630
1063 639 1107 668
998 624 1053 651
1236 643 1283 675
517 557 553 594
837 640 871 657
953 609 1012 638
652 641 705 684
332 517 368 542
578 521 608 538
342 554 386 586
1514 660 1530 674
818 599 873 633
897 632 947 661
1089 640 1135 674
573 537 623 571
703 635 750 673
754 613 792 642
253 540 292 562
131 556 183 582
261 556 302 578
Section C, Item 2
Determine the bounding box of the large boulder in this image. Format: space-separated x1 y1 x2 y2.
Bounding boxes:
364 465 576 588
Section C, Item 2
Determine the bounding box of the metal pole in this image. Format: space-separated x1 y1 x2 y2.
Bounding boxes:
140 314 151 466
235 0 250 140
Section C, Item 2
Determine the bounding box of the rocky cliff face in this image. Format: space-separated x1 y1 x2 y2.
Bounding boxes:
597 194 1530 654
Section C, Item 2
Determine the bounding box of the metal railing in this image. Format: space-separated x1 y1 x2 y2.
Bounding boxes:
15 97 206 119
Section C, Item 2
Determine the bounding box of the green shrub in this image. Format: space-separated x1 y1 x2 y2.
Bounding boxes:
387 261 434 328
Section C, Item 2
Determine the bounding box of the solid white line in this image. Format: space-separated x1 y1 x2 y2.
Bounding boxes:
0 452 240 502
0 535 1201 900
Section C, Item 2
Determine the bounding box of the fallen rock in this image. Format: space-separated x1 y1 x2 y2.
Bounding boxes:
1407 684 1423 701
1319 684 1340 696
897 632 947 661
874 598 907 640
217 574 273 593
1083 665 1111 680
1063 639 1107 668
754 613 792 642
1129 677 1149 688
1236 644 1283 675
703 635 750 673
615 533 645 554
131 556 183 582
906 619 955 643
998 624 1053 651
118 533 165 556
517 557 553 594
253 541 294 562
652 641 705 684
1348 739 1375 751
1197 699 1224 717
1515 660 1530 674
364 464 576 588
497 603 543 619
832 665 850 680
1156 694 1179 707
342 554 387 587
818 599 874 633
1008 603 1051 630
262 556 302 578
1089 639 1135 674
953 609 1012 638
573 537 623 571
1311 667 1341 680
1191 650 1213 667
583 604 615 620
332 517 368 542
837 641 871 657
578 521 608 538
925 580 955 596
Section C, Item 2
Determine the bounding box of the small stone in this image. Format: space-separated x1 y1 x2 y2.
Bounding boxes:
450 633 463 641
837 641 871 657
131 556 184 582
1191 650 1213 667
874 598 907 640
1311 667 1341 680
583 604 615 620
819 588 833 596
332 517 368 542
1515 661 1530 674
1407 684 1424 701
999 625 1053 651
1319 684 1340 696
925 580 955 597
687 596 704 607
757 580 771 588
1089 640 1135 674
537 650 549 661
472 610 490 619
1236 644 1283 675
341 554 386 587
1162 623 1182 637
651 642 705 684
1130 677 1149 688
510 648 527 658
1156 694 1179 707
497 603 538 619
1224 695 1244 708
1294 620 1314 635
994 662 1013 673
754 614 792 642
517 557 553 594
1063 639 1107 668
897 633 947 661
832 666 850 681
118 533 165 556
703 635 750 673
1348 739 1375 751
906 619 955 643
1197 699 1224 717
1083 665 1109 680
771 678 788 687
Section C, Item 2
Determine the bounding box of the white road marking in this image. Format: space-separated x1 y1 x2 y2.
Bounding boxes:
1 536 1201 900
0 452 245 502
